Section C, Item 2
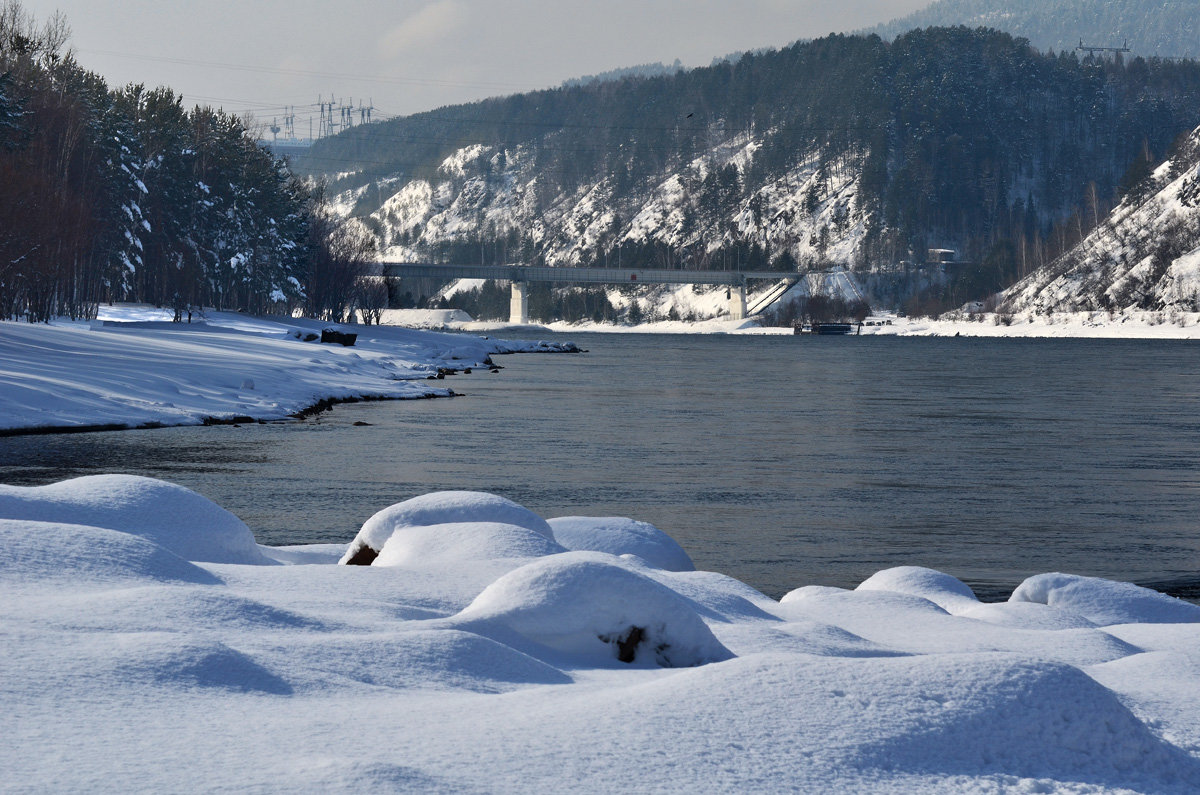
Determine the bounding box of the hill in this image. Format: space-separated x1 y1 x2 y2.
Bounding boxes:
294 28 1200 320
872 0 1199 58
1001 125 1200 316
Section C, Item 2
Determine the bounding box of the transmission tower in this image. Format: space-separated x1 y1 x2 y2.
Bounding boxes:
1076 38 1131 57
313 95 377 139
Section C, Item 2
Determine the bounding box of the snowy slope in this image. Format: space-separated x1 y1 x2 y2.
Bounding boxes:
3 477 1200 791
361 137 869 321
371 139 866 270
0 306 576 433
1003 129 1200 316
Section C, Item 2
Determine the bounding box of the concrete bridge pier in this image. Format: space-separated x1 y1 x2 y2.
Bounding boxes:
728 283 747 321
510 281 529 324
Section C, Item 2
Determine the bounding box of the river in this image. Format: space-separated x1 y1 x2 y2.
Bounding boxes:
3 332 1200 600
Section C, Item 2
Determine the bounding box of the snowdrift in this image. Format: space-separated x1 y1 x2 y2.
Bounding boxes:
4 477 1200 792
454 552 732 667
548 515 695 571
341 490 555 565
0 474 265 564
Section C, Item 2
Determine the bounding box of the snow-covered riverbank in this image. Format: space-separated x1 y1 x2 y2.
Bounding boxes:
4 306 1200 790
559 309 1200 338
3 475 1200 792
0 306 577 434
380 307 1200 339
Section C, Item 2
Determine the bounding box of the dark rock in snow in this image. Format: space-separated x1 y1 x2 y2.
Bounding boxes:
342 544 379 566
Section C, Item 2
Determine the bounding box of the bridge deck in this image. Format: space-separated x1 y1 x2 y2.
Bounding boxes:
381 263 801 285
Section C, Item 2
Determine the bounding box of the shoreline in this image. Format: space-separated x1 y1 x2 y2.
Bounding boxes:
0 391 460 439
0 306 575 436
392 308 1200 339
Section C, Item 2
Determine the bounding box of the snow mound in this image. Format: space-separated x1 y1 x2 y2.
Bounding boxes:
275 630 572 692
856 656 1200 788
958 601 1098 631
455 553 733 667
342 491 553 565
65 587 326 633
856 566 980 613
0 519 220 586
105 634 292 694
0 475 266 565
548 516 694 571
778 584 851 603
372 521 565 568
1011 573 1200 626
776 619 911 658
646 569 779 622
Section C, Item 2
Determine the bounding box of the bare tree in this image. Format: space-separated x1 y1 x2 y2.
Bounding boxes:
355 276 388 325
304 202 376 322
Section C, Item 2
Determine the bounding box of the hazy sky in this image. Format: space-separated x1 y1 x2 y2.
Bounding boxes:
23 0 928 135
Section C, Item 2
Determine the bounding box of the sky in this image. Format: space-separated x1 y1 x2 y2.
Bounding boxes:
22 0 929 138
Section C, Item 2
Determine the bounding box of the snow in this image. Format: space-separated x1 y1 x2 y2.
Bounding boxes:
1001 126 1200 318
0 474 265 564
342 490 556 564
364 134 869 278
4 476 1200 791
857 310 1200 339
1012 573 1200 626
856 565 981 614
374 521 565 568
548 515 695 571
367 308 475 328
0 304 577 432
452 552 733 668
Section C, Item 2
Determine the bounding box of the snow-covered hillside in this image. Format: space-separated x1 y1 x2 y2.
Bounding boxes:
357 137 866 272
344 135 869 321
1003 128 1200 316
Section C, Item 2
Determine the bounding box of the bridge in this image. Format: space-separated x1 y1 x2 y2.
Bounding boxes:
381 262 800 324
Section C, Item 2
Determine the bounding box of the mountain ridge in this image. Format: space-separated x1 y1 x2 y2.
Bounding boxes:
297 27 1200 320
871 0 1199 58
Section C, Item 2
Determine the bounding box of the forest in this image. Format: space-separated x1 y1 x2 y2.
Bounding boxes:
872 0 1200 60
0 2 372 323
300 27 1200 316
10 3 1200 324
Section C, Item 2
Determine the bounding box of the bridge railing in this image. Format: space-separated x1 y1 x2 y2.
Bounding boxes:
381 262 802 286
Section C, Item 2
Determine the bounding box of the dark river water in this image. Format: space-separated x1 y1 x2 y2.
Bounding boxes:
3 333 1200 601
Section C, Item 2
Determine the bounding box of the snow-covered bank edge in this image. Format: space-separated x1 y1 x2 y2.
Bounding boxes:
865 309 1200 339
386 309 1200 339
0 306 580 435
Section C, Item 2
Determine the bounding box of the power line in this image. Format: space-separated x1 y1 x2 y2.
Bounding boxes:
75 47 547 91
